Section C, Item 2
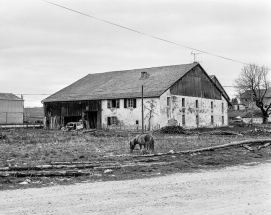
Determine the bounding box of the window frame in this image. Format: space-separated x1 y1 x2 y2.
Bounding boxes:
107 116 118 126
107 99 120 108
124 98 137 108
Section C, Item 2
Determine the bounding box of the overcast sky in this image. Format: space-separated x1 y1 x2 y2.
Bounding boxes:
1 0 270 107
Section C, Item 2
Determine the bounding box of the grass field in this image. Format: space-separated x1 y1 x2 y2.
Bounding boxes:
1 127 271 190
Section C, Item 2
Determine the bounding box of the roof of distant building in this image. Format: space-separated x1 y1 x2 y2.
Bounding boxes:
0 93 23 101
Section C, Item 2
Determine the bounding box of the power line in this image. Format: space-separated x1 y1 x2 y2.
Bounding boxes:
41 0 250 66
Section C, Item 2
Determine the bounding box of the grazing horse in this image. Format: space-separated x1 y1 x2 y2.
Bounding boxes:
129 133 154 154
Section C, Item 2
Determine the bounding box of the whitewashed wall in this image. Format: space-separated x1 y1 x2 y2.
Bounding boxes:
101 98 160 130
0 100 24 124
159 89 228 128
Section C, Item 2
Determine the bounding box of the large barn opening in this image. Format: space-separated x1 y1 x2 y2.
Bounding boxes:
86 111 97 129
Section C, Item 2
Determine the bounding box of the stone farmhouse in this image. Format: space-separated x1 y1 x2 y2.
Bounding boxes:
42 62 230 130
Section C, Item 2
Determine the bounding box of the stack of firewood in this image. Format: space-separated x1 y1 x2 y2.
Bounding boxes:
242 128 271 136
159 126 190 134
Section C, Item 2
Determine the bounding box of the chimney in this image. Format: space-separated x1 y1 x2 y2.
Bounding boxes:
141 71 148 79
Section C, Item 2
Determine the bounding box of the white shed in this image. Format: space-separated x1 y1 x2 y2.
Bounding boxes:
0 93 24 124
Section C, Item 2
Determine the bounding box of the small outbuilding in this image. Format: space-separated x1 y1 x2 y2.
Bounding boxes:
0 93 24 125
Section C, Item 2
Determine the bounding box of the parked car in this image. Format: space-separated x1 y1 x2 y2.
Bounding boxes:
232 120 247 127
65 122 83 131
35 120 43 124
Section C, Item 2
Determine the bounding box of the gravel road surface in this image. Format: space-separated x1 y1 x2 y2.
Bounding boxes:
1 162 271 215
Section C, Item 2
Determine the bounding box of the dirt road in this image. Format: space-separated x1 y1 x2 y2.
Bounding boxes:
1 162 271 215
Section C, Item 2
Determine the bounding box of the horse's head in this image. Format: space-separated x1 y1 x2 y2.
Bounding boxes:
129 139 136 153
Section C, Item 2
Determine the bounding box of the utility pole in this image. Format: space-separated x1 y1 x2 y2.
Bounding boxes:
142 85 144 134
251 93 253 126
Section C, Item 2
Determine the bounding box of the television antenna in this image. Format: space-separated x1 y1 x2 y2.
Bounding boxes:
191 52 203 63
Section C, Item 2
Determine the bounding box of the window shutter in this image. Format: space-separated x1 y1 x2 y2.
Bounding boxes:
107 100 111 108
133 99 137 108
107 117 111 126
124 99 127 108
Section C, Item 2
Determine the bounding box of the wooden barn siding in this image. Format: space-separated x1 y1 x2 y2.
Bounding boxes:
44 100 102 128
170 66 221 100
44 100 101 117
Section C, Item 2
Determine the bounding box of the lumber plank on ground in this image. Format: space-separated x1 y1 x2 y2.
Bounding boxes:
0 170 91 177
131 139 271 158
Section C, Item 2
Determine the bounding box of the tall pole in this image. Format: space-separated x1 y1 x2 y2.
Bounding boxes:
142 85 144 134
251 93 253 126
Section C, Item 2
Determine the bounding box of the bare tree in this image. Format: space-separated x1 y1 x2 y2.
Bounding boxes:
144 99 158 131
234 64 270 124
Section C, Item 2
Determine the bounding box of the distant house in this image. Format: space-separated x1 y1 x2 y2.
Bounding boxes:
240 89 271 109
230 98 246 111
0 93 24 124
42 63 230 130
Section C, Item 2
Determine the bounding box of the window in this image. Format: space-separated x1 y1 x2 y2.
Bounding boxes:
124 98 137 108
107 116 118 126
182 115 185 126
136 120 139 125
196 115 199 126
211 116 214 124
196 100 198 108
107 99 120 108
182 98 185 107
211 101 213 109
167 97 171 106
222 103 224 112
222 116 224 125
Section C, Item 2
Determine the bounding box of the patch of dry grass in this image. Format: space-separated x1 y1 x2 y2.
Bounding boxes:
1 129 269 167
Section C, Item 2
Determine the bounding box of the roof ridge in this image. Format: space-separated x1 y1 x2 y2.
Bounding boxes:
87 62 198 76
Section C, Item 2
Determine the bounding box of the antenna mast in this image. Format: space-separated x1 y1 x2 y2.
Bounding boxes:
191 52 203 63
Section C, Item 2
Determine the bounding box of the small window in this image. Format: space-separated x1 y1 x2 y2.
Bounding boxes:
196 115 199 125
136 120 139 125
222 103 224 112
182 115 185 125
167 97 170 106
222 116 224 125
211 101 213 109
107 116 118 126
211 116 214 124
196 100 198 108
107 99 120 108
182 98 185 107
124 98 137 108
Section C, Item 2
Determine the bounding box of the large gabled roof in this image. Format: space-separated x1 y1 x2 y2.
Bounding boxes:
209 75 231 103
0 93 23 101
42 63 199 102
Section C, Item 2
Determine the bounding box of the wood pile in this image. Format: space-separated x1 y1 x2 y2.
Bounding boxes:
159 126 191 134
201 130 240 135
241 128 271 136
